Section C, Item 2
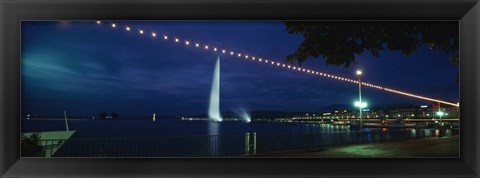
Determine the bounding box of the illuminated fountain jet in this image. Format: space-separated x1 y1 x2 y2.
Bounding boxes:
238 110 251 123
208 57 222 122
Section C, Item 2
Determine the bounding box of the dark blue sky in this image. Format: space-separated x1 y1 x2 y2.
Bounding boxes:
21 21 459 116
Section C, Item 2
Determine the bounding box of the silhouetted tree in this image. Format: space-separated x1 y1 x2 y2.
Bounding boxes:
111 112 119 119
21 132 44 157
285 21 459 67
99 112 108 119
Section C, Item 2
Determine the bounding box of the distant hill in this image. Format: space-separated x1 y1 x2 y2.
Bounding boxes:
187 110 318 119
317 103 421 112
184 103 424 119
317 104 353 113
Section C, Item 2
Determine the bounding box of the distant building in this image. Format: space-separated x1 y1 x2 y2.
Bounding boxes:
388 107 417 119
417 105 459 118
254 104 459 122
322 104 459 120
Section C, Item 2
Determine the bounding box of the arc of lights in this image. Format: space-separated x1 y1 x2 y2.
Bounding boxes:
96 21 460 107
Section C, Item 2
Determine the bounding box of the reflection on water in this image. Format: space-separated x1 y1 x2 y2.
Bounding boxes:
208 121 221 135
22 119 456 139
208 121 221 155
304 124 350 133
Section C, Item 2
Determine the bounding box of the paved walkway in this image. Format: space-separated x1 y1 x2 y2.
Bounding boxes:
256 135 459 158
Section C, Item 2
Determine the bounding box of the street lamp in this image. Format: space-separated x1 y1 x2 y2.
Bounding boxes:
356 70 363 76
436 111 444 124
354 101 367 108
436 101 443 124
354 101 367 130
356 70 364 130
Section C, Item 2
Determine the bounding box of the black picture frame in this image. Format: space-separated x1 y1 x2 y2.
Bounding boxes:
1 0 479 177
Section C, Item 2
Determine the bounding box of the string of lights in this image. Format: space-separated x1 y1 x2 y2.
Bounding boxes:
96 21 459 107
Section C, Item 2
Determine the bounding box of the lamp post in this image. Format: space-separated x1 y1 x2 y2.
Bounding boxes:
354 101 367 130
436 102 444 125
436 111 444 124
356 70 363 130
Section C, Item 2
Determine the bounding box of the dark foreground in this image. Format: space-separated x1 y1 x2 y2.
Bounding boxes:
256 135 459 158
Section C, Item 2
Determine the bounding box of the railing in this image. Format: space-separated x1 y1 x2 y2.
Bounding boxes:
48 134 246 157
38 139 66 157
37 129 456 157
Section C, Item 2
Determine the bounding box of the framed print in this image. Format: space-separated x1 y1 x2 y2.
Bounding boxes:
1 0 479 177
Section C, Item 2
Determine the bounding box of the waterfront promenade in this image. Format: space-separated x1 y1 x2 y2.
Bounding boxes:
257 135 459 158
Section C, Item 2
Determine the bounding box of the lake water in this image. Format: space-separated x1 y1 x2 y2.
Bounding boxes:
21 118 451 157
22 118 357 139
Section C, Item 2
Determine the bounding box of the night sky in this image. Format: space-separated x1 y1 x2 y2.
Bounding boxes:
21 21 459 116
